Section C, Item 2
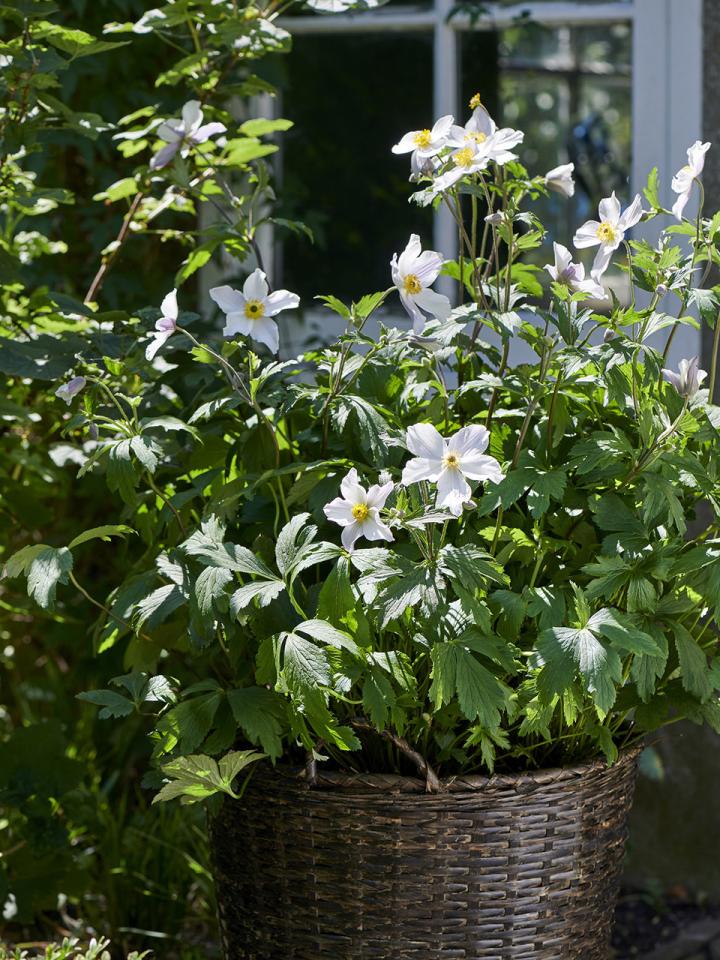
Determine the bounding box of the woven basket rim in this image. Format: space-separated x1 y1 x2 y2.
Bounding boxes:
257 742 643 795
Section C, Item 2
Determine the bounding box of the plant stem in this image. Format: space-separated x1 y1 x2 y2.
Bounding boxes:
84 191 145 305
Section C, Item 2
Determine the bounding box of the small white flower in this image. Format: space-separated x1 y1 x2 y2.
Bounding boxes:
150 100 226 170
209 269 299 353
323 469 394 551
146 289 179 361
544 242 607 299
392 115 454 159
409 150 440 182
391 234 451 332
433 107 523 194
671 140 711 221
55 376 86 404
662 356 707 398
401 423 504 518
545 162 575 198
573 191 644 280
485 212 503 225
378 469 393 486
432 141 490 193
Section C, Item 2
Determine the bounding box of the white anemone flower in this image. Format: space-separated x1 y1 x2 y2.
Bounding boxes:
401 423 504 518
432 141 491 194
545 162 575 198
671 141 711 221
150 100 226 170
323 469 394 551
391 234 451 332
392 115 454 159
55 376 86 405
662 356 707 398
146 289 179 361
209 270 299 353
446 105 523 164
544 242 607 300
573 192 644 280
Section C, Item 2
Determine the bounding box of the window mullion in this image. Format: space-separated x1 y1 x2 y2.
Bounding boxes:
433 0 459 295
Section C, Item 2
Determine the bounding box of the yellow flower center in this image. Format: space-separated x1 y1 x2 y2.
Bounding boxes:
443 452 460 469
413 129 432 148
403 274 422 295
352 503 369 522
469 92 482 109
596 222 617 244
244 299 265 319
466 131 487 144
453 147 475 169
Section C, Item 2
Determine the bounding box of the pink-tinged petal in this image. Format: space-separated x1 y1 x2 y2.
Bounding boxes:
156 120 183 143
264 289 300 316
392 131 421 155
552 242 573 276
243 268 269 301
250 317 279 353
340 468 366 504
341 521 363 550
223 312 252 338
451 424 489 457
688 140 711 175
181 100 203 134
672 190 691 222
210 284 246 315
598 192 621 225
467 107 495 138
618 194 644 231
324 497 355 526
399 291 424 329
160 288 178 321
661 369 683 393
150 141 180 170
406 422 445 460
436 468 471 515
397 234 422 275
145 328 173 361
671 168 694 195
402 457 442 486
460 453 504 484
155 316 176 334
590 244 614 281
191 121 226 144
544 263 559 282
412 249 444 285
365 480 394 510
414 288 451 322
573 221 601 249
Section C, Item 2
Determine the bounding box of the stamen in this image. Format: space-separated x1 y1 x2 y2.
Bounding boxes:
596 222 617 244
413 129 432 148
352 503 369 522
403 274 422 295
453 147 475 169
244 299 265 319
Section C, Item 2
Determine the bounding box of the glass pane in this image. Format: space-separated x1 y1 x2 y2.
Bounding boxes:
275 33 433 301
461 20 632 264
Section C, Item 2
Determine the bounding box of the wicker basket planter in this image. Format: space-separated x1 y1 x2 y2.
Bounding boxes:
210 747 641 959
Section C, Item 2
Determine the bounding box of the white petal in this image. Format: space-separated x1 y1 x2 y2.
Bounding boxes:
145 329 173 361
402 457 442 486
150 141 180 169
250 317 279 353
243 268 269 301
324 497 355 526
264 289 300 315
397 234 422 275
392 131 421 155
451 424 489 457
414 288 451 321
688 140 711 175
459 453 504 484
399 291 425 330
210 285 246 314
412 249 444 285
365 481 394 510
467 107 495 139
671 168 694 195
598 192 621 225
573 221 601 249
340 468 366 504
431 114 454 140
192 121 226 143
591 244 614 280
223 313 252 338
406 422 445 459
618 194 644 231
160 288 178 321
181 100 203 133
436 468 471 515
341 521 363 550
359 514 394 543
156 120 182 143
672 190 691 221
552 242 573 276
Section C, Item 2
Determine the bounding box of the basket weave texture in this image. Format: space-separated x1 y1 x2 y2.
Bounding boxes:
210 747 640 960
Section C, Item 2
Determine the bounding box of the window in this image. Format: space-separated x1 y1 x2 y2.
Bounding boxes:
267 0 702 363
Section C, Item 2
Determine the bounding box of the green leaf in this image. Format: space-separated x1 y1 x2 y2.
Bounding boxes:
34 20 130 58
281 631 331 693
440 545 508 587
643 166 660 208
430 641 506 728
317 558 355 625
68 525 134 549
227 687 284 759
195 567 233 617
76 689 134 719
26 546 73 609
157 692 223 755
239 117 293 137
537 622 622 714
526 468 567 518
275 513 312 576
230 579 285 612
673 623 712 700
153 750 263 805
295 618 359 655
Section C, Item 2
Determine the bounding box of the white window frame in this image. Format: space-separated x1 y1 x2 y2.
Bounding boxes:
277 0 703 362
